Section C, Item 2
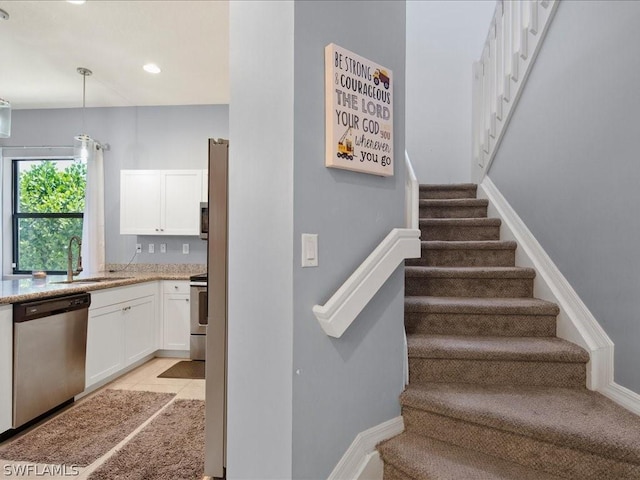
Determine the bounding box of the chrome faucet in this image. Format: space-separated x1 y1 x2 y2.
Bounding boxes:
67 236 83 282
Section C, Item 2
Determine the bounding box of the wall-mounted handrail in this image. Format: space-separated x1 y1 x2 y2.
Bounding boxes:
472 0 559 181
313 228 420 338
405 151 419 230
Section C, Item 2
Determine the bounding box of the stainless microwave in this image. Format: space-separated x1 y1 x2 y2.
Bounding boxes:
200 202 208 240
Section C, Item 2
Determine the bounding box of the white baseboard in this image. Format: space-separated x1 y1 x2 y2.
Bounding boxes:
478 177 613 390
601 381 640 416
328 416 404 480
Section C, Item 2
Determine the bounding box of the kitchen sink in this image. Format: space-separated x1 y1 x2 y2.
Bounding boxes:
51 276 132 284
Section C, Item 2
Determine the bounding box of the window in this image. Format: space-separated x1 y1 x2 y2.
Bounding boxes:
12 158 87 274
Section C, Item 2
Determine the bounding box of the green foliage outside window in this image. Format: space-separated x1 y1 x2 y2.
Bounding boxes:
14 160 87 273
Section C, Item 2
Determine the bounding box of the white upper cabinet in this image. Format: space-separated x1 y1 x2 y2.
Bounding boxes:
120 170 203 235
202 169 208 203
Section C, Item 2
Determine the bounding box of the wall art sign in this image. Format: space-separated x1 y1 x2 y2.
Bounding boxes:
325 43 393 177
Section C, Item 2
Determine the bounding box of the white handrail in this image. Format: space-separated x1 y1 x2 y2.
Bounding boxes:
313 228 420 338
405 151 419 230
472 0 559 181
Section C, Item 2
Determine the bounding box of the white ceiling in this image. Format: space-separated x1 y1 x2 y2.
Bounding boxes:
0 0 229 110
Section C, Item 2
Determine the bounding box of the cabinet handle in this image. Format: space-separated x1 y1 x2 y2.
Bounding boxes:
174 285 178 289
122 306 131 312
155 228 159 232
186 299 189 302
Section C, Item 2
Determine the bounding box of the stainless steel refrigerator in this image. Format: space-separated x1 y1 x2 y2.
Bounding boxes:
205 138 229 479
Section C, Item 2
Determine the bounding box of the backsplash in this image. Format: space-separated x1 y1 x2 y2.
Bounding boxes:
105 263 206 275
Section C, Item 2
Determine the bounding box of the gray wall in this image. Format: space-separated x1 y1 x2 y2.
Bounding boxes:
292 2 406 478
226 1 294 478
488 1 640 392
0 105 228 268
406 0 494 184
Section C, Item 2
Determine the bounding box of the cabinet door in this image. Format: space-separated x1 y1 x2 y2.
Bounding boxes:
163 293 190 350
162 170 202 235
0 305 12 433
120 170 162 234
124 296 156 366
202 169 208 202
86 305 125 388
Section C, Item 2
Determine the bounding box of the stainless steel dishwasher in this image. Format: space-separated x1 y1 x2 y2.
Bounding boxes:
13 292 91 428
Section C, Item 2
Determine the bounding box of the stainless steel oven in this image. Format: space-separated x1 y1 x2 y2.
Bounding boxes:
200 202 209 240
189 273 207 360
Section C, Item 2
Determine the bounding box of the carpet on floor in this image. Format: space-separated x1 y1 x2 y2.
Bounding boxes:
0 389 175 467
88 399 205 480
158 360 205 379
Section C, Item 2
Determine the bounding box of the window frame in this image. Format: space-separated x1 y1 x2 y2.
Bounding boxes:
11 157 85 275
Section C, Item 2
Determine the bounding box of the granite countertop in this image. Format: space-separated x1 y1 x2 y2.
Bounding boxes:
0 264 206 305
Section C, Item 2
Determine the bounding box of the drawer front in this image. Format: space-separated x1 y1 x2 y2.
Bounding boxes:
163 281 189 295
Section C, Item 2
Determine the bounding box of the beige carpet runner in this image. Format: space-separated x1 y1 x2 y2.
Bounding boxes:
88 399 204 480
377 184 640 479
0 389 175 467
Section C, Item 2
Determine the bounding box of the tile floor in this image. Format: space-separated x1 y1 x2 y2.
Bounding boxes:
0 357 205 480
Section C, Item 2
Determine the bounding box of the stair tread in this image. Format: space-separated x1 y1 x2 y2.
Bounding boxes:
420 217 500 226
406 266 536 279
378 432 563 480
419 198 488 206
401 383 640 465
408 334 589 362
405 296 559 315
422 240 517 250
420 183 477 190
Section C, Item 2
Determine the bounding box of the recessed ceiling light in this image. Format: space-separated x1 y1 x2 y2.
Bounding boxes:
0 8 9 20
67 1 86 5
143 63 161 74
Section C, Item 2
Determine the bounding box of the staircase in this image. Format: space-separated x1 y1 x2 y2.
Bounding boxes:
378 184 640 479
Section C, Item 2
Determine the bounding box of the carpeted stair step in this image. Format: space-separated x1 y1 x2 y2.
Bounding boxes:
405 266 535 298
419 198 488 219
408 334 588 387
406 240 517 267
420 183 477 200
377 432 564 480
420 218 501 241
400 383 640 479
405 296 558 336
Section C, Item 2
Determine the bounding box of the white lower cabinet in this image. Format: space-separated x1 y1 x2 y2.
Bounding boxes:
162 281 190 351
85 283 158 389
0 305 13 433
85 303 125 388
124 297 155 365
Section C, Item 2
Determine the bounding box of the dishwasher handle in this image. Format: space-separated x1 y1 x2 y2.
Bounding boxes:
14 293 92 323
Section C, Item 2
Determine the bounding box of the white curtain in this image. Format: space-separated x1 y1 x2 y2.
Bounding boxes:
81 142 105 273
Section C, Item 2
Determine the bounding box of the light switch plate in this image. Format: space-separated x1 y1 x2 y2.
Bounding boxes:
301 234 318 267
182 243 189 254
135 243 142 253
148 244 154 254
160 243 166 253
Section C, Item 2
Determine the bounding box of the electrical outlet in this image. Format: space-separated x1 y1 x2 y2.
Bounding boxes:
148 243 155 254
160 243 166 253
182 243 189 254
135 243 142 253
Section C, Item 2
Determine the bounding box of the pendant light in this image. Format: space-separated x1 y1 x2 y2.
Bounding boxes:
0 98 10 139
73 67 94 161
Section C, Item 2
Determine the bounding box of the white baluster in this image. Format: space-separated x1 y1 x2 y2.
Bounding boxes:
530 0 539 34
503 0 512 102
495 2 504 120
511 1 520 82
521 0 529 60
489 23 497 139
